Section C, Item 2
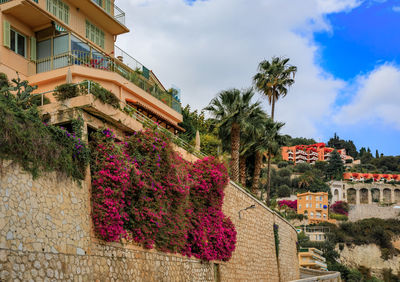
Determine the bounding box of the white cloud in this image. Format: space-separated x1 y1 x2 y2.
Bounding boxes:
334 64 400 129
393 6 400 12
116 0 361 137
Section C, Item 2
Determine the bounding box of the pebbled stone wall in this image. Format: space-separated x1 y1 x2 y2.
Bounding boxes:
0 161 299 281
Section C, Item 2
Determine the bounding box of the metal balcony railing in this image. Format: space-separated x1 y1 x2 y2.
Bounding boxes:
36 49 181 113
91 0 125 26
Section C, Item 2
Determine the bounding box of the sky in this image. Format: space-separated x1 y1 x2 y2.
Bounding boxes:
116 0 400 156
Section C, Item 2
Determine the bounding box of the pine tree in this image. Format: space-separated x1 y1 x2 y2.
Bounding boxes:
376 149 379 159
327 150 344 180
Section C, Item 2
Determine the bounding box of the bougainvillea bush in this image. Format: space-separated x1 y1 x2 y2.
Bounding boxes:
90 128 236 261
330 201 349 216
277 199 297 211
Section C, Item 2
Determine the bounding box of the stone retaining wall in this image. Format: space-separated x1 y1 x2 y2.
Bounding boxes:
0 161 299 281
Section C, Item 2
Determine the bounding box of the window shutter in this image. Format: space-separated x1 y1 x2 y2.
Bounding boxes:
105 0 111 14
30 37 37 61
3 20 10 48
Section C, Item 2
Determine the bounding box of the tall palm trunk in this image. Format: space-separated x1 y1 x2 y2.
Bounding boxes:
271 95 276 121
265 151 272 205
265 96 275 204
239 155 246 187
251 151 263 193
230 123 240 182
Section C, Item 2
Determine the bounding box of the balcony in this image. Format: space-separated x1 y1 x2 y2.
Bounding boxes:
36 50 181 113
67 0 129 35
91 0 125 26
35 33 181 113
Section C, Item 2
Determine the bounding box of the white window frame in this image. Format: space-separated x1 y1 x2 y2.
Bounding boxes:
10 29 27 58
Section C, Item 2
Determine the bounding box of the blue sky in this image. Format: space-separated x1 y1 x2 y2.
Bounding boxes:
315 0 400 81
314 0 400 155
117 0 400 156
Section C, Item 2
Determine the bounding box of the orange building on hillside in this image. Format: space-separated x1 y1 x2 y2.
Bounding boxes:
0 0 183 133
297 192 329 224
281 143 352 165
343 172 400 183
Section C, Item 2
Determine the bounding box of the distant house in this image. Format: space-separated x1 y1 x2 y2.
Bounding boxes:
298 248 327 271
281 143 352 165
297 192 330 224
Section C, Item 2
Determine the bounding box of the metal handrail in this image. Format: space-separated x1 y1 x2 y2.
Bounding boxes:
113 4 125 25
91 0 125 26
36 50 182 113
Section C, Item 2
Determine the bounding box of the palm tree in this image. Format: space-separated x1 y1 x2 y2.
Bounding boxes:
239 108 268 187
253 57 295 203
251 118 286 203
253 57 297 121
205 88 260 182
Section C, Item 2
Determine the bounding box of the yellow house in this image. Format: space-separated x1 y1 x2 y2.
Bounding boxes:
297 192 329 223
0 0 183 133
298 248 327 271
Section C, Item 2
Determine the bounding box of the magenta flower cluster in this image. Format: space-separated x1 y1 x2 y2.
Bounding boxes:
90 128 237 261
330 201 349 216
277 199 297 211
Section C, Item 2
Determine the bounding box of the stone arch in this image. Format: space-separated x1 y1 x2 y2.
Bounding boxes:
383 188 392 203
371 188 380 203
333 189 340 203
360 188 369 204
395 189 400 203
347 188 356 204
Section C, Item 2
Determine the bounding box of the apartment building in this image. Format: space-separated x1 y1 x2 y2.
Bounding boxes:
0 0 183 133
297 192 329 224
281 143 353 165
298 248 327 271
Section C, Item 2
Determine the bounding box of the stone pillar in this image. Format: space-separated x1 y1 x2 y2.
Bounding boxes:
368 189 372 204
380 189 384 203
391 189 395 204
356 189 360 205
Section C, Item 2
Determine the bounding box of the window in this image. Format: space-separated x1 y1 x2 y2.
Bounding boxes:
299 204 301 209
9 29 27 57
47 0 70 24
316 212 321 218
320 196 322 201
86 20 105 49
92 0 111 14
309 203 312 208
310 212 314 218
320 203 322 208
323 214 327 219
306 203 309 208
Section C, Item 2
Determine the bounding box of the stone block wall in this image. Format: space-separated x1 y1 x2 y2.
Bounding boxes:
348 204 399 221
0 161 299 281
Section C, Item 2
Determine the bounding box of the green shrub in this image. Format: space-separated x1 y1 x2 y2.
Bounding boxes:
277 184 291 197
200 133 221 156
54 83 80 101
278 161 288 168
0 74 89 180
80 80 120 109
278 168 292 177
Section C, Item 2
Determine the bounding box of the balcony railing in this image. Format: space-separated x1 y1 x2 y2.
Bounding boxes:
91 0 125 26
36 50 181 113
